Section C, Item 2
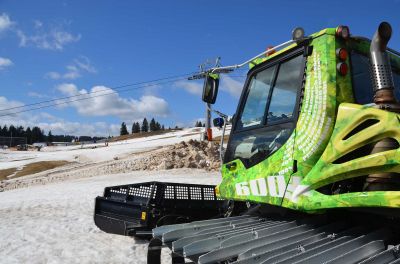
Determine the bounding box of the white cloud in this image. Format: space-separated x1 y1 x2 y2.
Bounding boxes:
0 57 13 70
45 71 62 79
0 96 118 136
16 22 80 51
220 75 243 98
45 56 96 80
0 96 24 116
56 83 170 120
73 56 96 73
27 91 49 99
175 80 203 95
0 13 14 32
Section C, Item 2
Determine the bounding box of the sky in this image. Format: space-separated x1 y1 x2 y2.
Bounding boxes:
0 0 399 137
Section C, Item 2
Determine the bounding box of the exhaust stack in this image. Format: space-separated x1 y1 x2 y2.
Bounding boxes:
370 22 398 106
364 22 400 191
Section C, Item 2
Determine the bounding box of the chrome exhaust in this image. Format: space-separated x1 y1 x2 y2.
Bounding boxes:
364 22 400 191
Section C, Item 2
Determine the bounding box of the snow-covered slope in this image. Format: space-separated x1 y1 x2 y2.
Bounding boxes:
0 127 227 263
0 127 229 171
0 170 221 264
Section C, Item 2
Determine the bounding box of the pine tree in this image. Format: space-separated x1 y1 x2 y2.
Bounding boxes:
31 126 44 143
155 122 161 131
161 125 165 130
26 127 32 144
141 118 149 132
132 122 140 133
149 118 156 131
0 125 7 136
47 130 53 143
120 122 129 136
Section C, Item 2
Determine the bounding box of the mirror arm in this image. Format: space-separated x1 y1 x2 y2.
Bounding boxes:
219 116 227 162
206 104 229 162
206 104 228 119
210 39 295 74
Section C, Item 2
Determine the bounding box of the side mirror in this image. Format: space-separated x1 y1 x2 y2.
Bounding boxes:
202 73 219 104
213 117 224 128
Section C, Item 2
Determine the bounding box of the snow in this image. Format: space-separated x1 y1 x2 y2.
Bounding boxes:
0 170 221 264
0 127 226 263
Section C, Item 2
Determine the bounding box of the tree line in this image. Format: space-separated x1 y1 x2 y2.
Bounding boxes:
0 124 104 144
194 121 205 127
119 118 168 136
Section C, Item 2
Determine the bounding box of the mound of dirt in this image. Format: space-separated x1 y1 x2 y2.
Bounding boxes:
137 139 221 171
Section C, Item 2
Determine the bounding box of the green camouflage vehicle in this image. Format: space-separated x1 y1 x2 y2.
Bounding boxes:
96 22 400 264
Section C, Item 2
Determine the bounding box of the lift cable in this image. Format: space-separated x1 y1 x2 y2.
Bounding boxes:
0 76 190 118
0 73 193 113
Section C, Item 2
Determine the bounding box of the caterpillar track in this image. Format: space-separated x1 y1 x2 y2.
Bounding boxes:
149 213 400 264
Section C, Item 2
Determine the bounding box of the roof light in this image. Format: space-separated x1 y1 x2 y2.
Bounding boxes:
336 26 350 39
337 62 348 76
292 27 305 41
336 48 348 61
266 46 276 56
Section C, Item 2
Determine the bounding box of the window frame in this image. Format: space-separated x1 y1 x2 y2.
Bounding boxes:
224 47 306 165
232 47 306 133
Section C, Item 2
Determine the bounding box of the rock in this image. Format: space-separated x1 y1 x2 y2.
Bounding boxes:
177 151 187 158
159 160 173 170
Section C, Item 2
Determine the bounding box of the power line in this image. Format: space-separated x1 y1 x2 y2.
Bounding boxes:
0 73 193 113
0 72 248 118
0 76 189 118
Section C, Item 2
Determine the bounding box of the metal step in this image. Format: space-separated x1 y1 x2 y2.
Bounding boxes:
149 215 399 264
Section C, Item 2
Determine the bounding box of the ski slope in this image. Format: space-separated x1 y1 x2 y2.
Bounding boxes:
0 127 226 263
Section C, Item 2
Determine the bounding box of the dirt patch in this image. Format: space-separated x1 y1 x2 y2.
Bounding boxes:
3 161 72 180
0 168 17 181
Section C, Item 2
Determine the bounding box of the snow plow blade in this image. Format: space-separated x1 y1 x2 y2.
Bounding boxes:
149 214 400 264
94 181 228 238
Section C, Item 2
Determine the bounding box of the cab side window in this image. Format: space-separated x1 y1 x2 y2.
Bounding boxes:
267 55 303 123
225 52 304 167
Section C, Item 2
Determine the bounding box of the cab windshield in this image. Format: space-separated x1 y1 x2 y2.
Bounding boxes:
224 51 304 167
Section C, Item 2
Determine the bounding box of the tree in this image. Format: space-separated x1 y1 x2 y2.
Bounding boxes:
149 118 156 131
131 122 140 133
31 126 44 143
141 118 149 132
9 125 16 137
161 125 165 130
155 122 161 131
1 125 8 136
26 127 32 144
120 122 129 136
47 130 53 143
195 121 203 127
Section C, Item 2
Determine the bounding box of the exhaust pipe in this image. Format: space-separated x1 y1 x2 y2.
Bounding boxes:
370 22 398 106
364 22 400 191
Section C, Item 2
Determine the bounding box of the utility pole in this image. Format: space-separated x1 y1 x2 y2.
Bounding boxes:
205 103 212 141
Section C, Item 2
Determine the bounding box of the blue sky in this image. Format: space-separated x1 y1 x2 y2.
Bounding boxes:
0 0 399 136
